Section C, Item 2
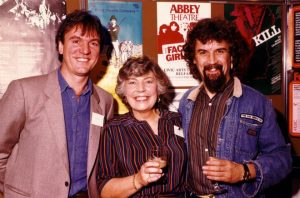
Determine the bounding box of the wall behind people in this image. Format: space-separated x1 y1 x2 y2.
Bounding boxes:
80 0 300 157
0 0 293 197
66 0 288 124
66 0 285 118
69 0 290 150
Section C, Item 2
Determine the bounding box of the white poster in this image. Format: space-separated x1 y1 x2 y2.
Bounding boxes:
157 2 211 87
292 84 300 133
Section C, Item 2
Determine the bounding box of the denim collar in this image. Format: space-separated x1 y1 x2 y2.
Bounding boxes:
187 77 242 101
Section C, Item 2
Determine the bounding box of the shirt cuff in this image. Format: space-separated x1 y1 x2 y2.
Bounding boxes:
242 160 263 197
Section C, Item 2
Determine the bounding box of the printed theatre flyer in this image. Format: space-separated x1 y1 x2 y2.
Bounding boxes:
0 0 66 98
157 2 211 88
88 1 142 114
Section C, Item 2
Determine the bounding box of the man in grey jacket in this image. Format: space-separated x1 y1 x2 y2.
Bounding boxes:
0 10 114 198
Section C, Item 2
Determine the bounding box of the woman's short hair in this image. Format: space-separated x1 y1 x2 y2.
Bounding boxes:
116 56 170 107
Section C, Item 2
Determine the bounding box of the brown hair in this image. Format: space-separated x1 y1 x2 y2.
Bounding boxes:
55 10 103 61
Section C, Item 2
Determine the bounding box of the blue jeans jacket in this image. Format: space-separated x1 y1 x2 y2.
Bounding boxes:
179 77 292 198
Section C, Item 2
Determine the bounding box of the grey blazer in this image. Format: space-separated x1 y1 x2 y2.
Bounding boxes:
0 69 114 198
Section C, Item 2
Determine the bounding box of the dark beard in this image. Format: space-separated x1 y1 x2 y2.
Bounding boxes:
203 64 227 93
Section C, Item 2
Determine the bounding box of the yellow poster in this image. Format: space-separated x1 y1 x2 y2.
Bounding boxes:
88 1 143 114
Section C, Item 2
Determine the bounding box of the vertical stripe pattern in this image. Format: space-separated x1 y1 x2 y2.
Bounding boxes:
98 109 187 197
188 79 234 195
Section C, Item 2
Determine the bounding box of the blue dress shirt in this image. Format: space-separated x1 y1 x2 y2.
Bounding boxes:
58 69 92 196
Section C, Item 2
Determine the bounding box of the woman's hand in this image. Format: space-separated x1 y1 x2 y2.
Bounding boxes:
134 160 163 189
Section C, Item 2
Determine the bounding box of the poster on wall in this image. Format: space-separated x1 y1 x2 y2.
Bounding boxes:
225 4 282 95
88 0 142 114
0 0 66 98
157 2 211 88
289 72 300 136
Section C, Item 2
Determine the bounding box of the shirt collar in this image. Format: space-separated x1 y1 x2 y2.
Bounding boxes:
58 69 68 93
187 77 242 101
83 79 93 96
57 68 93 96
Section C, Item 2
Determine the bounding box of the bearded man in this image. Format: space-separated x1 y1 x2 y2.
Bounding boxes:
179 18 292 198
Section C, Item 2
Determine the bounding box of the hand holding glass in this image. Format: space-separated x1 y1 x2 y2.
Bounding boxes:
205 148 228 194
150 145 168 169
149 145 169 183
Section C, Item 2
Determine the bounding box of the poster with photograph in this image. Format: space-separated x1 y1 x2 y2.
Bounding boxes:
157 2 211 88
88 0 143 114
225 4 282 95
88 0 142 114
0 0 66 98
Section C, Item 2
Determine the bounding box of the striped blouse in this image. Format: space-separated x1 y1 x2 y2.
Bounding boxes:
98 109 187 197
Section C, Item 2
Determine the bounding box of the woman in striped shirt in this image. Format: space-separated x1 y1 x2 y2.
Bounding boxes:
98 56 187 197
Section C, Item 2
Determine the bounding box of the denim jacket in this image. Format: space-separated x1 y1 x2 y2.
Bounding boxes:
178 77 292 198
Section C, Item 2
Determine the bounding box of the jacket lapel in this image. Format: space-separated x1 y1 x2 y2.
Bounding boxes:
44 70 69 173
44 73 104 178
87 86 103 177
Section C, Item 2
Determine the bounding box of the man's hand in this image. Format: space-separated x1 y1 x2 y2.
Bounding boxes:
202 157 244 184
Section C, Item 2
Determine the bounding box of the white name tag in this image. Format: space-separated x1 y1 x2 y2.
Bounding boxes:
91 112 104 127
174 126 184 138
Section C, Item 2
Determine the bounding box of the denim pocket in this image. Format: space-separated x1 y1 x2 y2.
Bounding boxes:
235 119 262 156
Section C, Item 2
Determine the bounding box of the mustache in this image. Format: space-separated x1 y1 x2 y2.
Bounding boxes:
203 64 223 71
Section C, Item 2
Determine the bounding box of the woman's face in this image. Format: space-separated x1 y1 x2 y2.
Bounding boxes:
124 71 158 115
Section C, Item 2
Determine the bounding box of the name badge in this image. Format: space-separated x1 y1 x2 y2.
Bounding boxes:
91 112 104 127
174 126 184 138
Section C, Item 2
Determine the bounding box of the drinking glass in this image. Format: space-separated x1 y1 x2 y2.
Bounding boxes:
205 148 228 195
149 145 169 183
150 145 169 168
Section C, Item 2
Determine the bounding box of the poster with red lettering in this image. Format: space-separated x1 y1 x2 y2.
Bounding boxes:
157 2 211 87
